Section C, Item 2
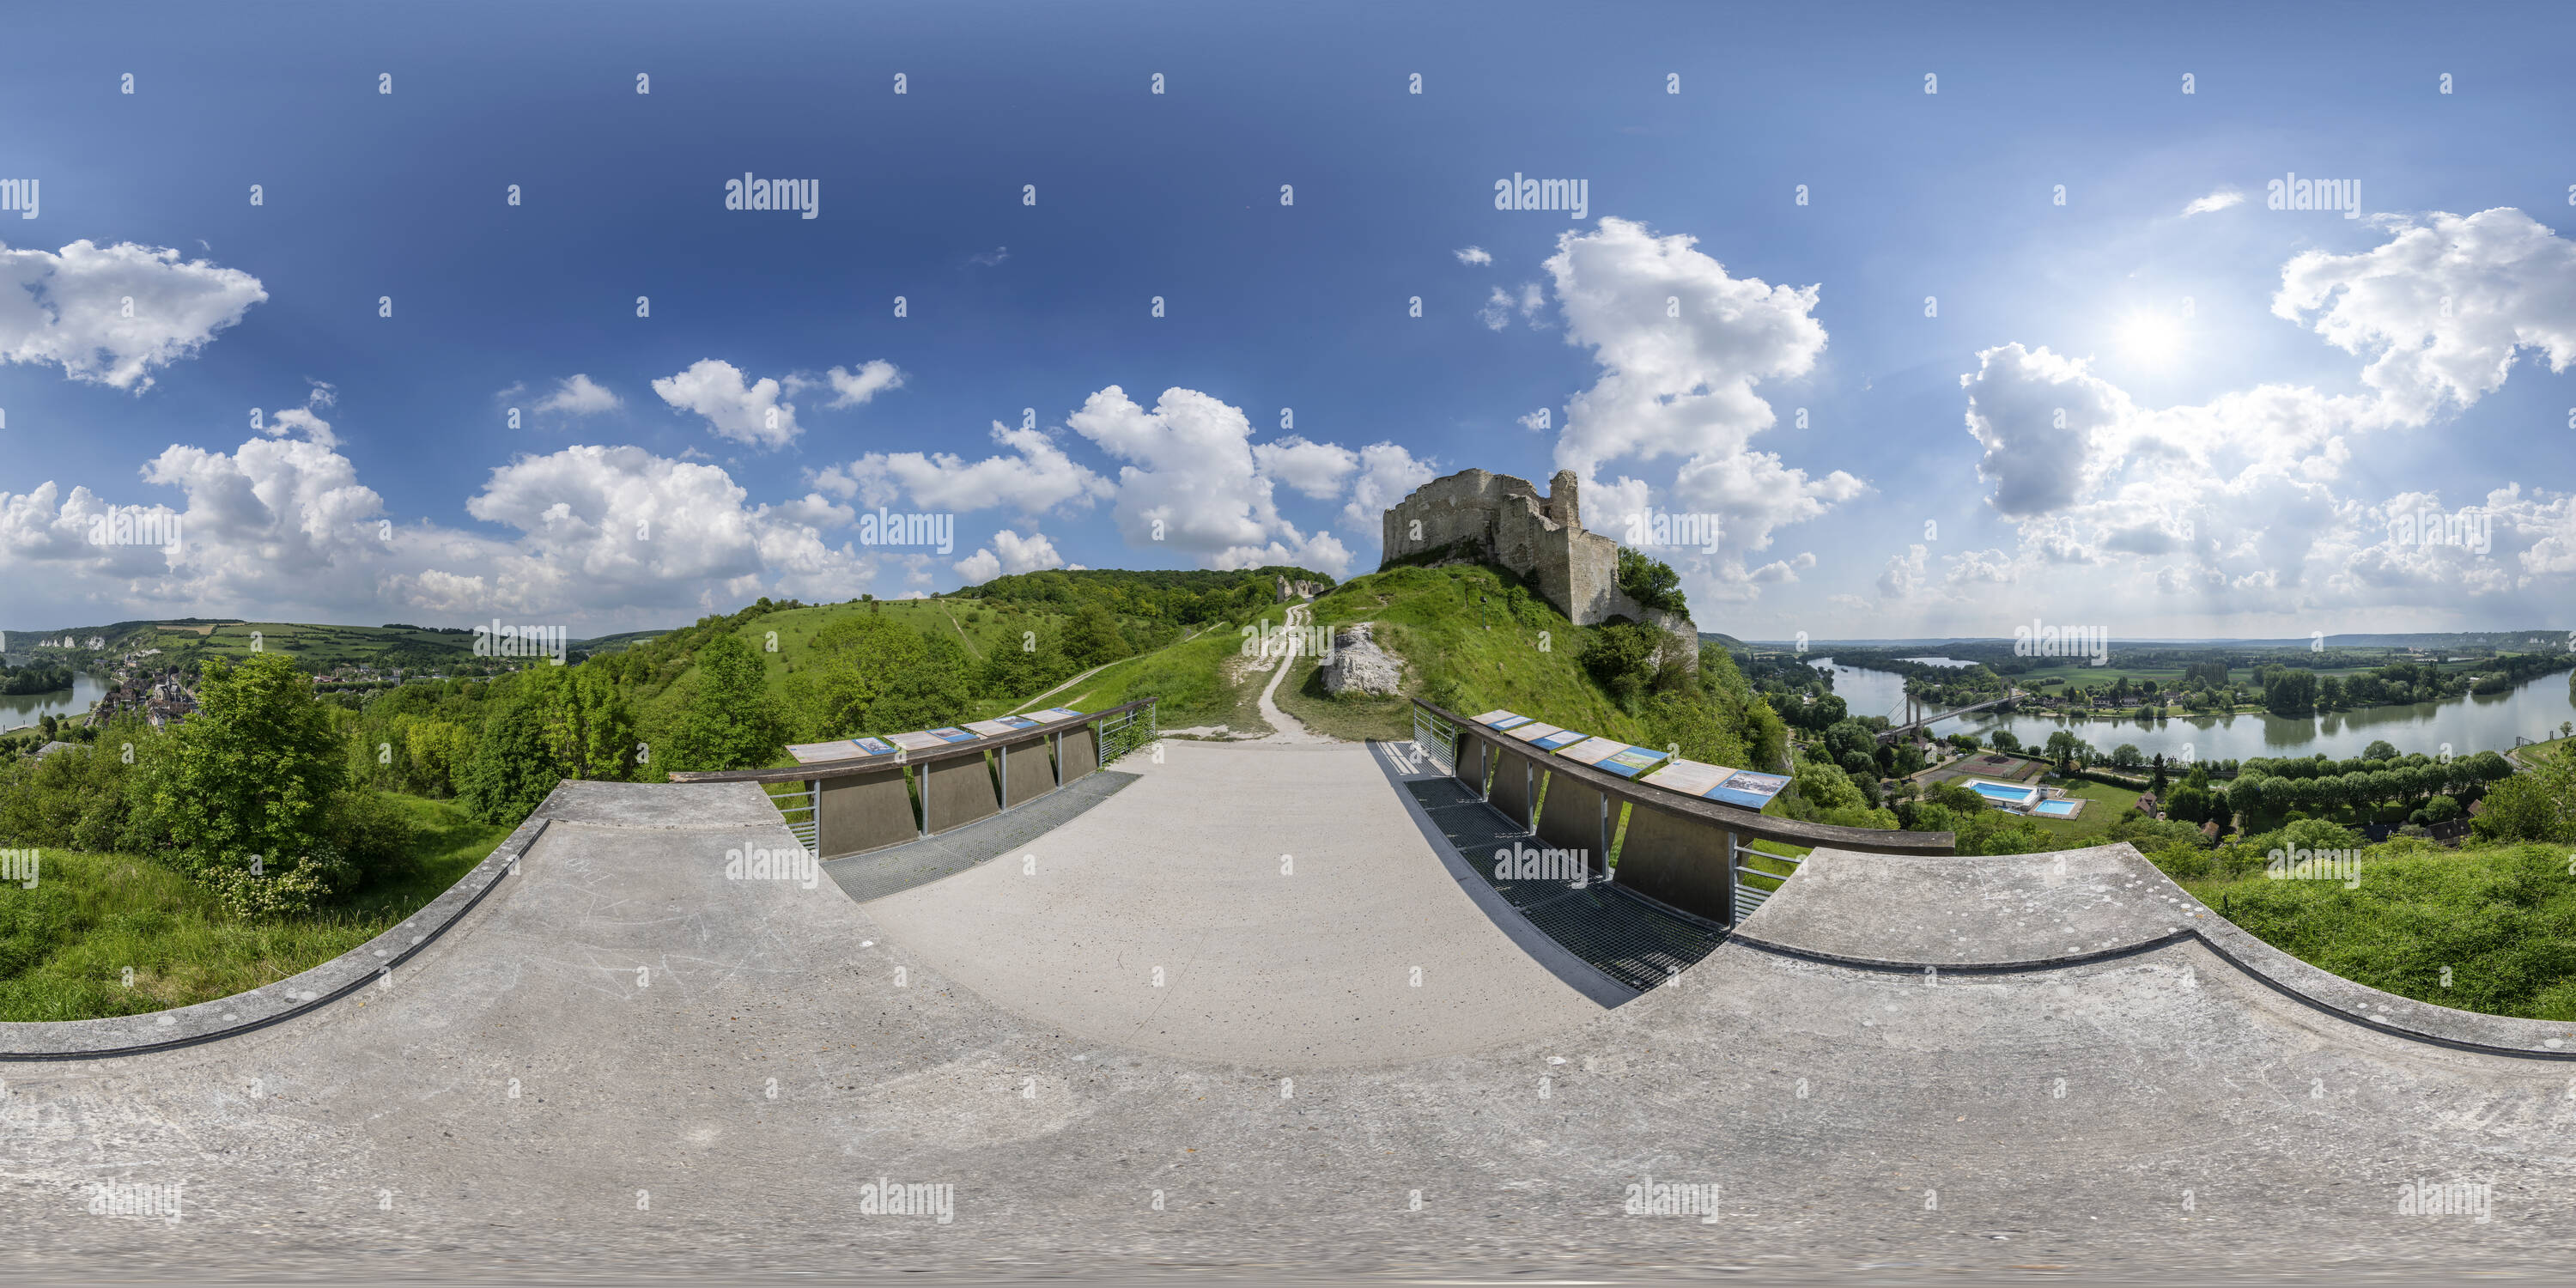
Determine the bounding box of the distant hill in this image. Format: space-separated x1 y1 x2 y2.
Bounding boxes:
3 619 696 675
4 621 484 672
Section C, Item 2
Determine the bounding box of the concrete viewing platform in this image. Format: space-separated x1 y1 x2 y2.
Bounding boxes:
3 738 2573 1282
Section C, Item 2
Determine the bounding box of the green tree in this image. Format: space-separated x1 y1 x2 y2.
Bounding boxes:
782 614 925 740
1060 605 1132 668
2163 783 2216 824
862 633 975 732
530 662 640 781
138 653 350 915
2363 739 2397 762
2263 668 2318 717
1822 719 1877 769
403 718 470 797
462 684 561 825
1801 691 1848 732
665 633 786 774
975 623 1077 701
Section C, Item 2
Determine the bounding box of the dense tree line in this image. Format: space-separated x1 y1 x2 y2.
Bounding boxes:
0 662 75 696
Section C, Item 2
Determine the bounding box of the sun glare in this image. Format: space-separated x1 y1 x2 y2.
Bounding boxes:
2117 312 2189 368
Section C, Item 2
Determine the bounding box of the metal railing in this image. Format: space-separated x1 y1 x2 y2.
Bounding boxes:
766 780 819 854
1730 834 1803 922
1408 697 1951 929
1409 704 1458 776
1097 702 1158 766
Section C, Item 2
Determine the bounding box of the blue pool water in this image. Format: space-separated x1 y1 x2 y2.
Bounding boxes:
2032 799 2080 817
1967 781 2038 805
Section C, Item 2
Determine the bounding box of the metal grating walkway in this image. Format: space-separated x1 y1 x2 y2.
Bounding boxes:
822 769 1140 903
1400 772 1728 994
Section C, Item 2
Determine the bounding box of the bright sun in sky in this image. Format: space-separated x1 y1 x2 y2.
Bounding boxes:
2117 311 2190 368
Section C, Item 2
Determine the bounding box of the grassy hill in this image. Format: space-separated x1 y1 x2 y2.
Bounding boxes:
1067 562 1787 774
1277 565 1657 742
630 596 1093 737
623 568 1335 754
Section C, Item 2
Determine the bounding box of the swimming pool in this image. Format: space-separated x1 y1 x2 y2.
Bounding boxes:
1966 780 2041 808
2032 799 2080 817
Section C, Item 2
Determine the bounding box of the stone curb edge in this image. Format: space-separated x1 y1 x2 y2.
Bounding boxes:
1728 841 2576 1062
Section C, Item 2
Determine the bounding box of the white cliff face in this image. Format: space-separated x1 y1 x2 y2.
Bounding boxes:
1321 623 1405 697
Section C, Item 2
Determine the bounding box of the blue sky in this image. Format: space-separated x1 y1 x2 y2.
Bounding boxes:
4 1 2573 639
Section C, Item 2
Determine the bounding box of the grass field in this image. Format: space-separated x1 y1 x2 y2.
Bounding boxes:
2020 779 2146 841
1275 639 1412 743
0 794 512 1022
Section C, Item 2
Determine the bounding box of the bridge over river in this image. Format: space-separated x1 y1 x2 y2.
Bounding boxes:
3 701 2568 1282
1877 689 2021 744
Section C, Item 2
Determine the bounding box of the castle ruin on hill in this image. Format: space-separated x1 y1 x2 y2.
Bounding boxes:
1378 468 1699 668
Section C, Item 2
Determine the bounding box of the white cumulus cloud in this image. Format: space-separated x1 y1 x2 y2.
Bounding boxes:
955 529 1067 583
0 239 267 391
1253 435 1358 500
2272 207 2576 422
1066 385 1352 574
1342 442 1437 532
652 358 799 449
1541 216 1859 601
827 422 1112 516
0 416 914 630
789 359 904 409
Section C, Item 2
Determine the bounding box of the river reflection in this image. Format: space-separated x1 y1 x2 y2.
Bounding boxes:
0 673 109 733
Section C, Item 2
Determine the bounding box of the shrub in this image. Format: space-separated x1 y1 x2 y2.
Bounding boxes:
1577 618 1662 711
327 788 425 885
2144 841 2212 882
2470 750 2575 843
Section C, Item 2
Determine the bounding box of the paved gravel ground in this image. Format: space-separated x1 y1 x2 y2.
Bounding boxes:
3 744 2570 1284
